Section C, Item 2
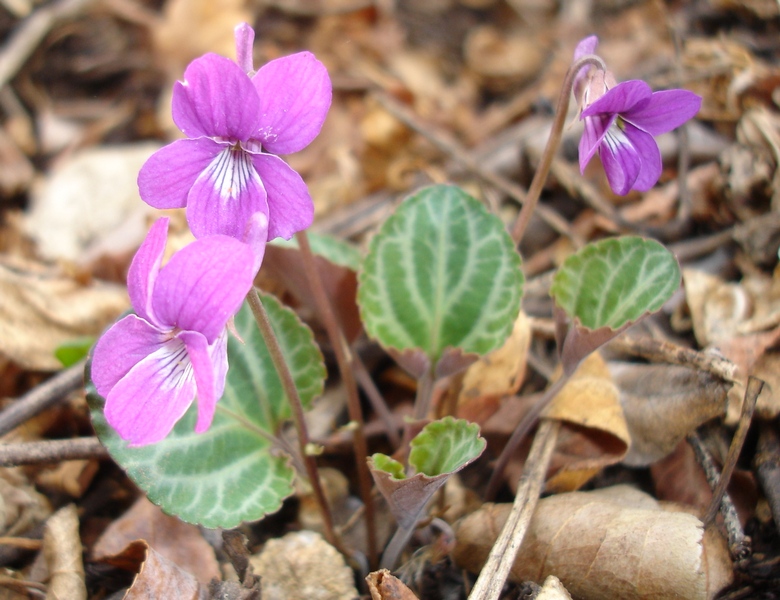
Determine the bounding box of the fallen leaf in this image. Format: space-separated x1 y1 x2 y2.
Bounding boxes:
610 363 729 466
92 496 220 585
0 255 128 370
453 485 733 600
367 569 420 600
249 531 357 600
43 504 86 600
537 575 573 600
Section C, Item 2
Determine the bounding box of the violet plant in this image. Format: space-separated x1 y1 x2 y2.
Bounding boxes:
85 23 700 582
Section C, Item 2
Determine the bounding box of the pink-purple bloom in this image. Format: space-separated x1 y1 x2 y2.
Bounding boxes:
91 218 259 446
574 36 702 195
138 24 332 241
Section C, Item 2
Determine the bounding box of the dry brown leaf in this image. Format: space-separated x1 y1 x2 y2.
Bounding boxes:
542 353 630 492
43 504 85 600
610 363 729 466
35 460 99 499
0 473 51 536
92 496 220 585
537 575 573 600
249 531 357 600
0 255 128 370
24 144 162 264
453 485 733 600
112 541 207 600
451 310 531 424
366 569 420 600
463 26 546 91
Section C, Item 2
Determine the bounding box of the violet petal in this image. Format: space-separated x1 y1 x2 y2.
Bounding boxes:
91 314 166 398
251 153 314 240
599 129 642 195
186 146 269 239
579 114 615 173
581 80 653 118
623 123 662 191
178 330 219 433
251 52 332 154
172 53 261 140
104 339 196 446
138 138 224 210
234 22 255 74
151 234 255 343
126 217 168 324
622 89 702 136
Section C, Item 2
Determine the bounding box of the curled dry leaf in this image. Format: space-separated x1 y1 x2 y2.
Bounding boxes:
0 474 51 536
0 255 128 370
367 569 420 600
537 575 573 600
111 541 206 600
449 310 531 424
453 485 733 600
249 531 357 600
610 363 729 466
92 497 220 585
43 504 86 600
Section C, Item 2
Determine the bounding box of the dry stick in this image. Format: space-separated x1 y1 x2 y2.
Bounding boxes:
703 376 763 528
0 361 85 438
373 92 581 246
688 431 751 560
294 231 378 568
245 290 341 552
468 420 560 600
510 54 607 245
0 437 106 467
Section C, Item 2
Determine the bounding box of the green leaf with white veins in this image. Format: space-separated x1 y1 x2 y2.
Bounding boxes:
87 292 325 529
358 185 523 369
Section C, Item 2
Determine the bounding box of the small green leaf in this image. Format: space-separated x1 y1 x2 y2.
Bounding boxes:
371 453 406 480
87 293 326 528
271 231 362 271
55 337 94 367
358 185 523 367
550 236 681 331
409 417 486 477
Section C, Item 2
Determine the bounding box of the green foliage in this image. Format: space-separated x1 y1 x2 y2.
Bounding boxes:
409 417 486 477
550 236 681 331
358 184 524 368
86 294 326 528
55 337 93 367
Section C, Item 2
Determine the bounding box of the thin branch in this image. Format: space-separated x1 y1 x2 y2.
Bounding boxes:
0 437 106 467
245 289 341 551
293 232 377 566
468 420 560 600
0 361 85 438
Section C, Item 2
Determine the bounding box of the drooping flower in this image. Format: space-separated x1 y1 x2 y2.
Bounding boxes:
573 36 702 195
138 24 332 241
91 217 261 446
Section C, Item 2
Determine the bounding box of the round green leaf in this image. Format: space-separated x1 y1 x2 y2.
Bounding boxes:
370 453 406 480
86 293 326 528
409 417 486 477
358 184 523 365
550 236 681 331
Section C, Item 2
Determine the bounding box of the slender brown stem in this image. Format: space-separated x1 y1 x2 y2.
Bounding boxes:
245 289 341 550
0 437 106 467
353 353 401 448
510 54 607 245
294 231 378 568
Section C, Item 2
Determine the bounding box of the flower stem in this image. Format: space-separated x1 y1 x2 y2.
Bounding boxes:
245 289 340 550
294 230 378 568
510 54 606 245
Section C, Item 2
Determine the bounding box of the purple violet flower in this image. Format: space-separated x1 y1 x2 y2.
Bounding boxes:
573 36 702 195
138 24 332 241
91 217 259 446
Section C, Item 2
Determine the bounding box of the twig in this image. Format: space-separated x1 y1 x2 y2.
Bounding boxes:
704 376 762 526
352 353 401 448
373 91 581 246
688 430 751 560
468 419 560 600
245 290 342 552
0 361 85 438
0 0 95 89
0 437 106 467
295 230 379 565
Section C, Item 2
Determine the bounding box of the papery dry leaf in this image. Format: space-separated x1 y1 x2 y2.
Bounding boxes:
35 460 99 499
464 26 546 91
451 311 531 424
0 255 128 370
542 353 630 491
24 144 162 264
250 531 357 600
367 569 420 600
453 485 733 600
536 575 573 600
610 363 729 466
0 473 51 536
92 496 220 585
43 504 85 600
